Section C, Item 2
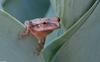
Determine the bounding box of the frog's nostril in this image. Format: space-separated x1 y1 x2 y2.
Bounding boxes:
57 17 60 22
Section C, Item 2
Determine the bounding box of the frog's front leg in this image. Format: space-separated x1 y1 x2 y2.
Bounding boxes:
21 26 30 38
35 37 45 53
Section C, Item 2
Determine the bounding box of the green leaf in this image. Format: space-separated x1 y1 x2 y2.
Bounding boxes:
0 0 60 61
51 0 100 62
42 0 100 62
0 9 45 62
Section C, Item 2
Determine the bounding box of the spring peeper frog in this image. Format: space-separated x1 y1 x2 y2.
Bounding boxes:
21 17 60 54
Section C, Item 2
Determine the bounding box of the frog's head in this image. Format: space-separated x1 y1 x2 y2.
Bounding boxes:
25 17 60 31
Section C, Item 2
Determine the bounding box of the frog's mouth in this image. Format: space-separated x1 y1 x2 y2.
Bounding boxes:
33 23 60 31
43 23 60 31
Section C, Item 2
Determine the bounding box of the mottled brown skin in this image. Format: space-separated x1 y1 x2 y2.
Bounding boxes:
21 17 60 54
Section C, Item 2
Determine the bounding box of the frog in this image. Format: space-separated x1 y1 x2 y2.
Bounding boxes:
21 17 60 55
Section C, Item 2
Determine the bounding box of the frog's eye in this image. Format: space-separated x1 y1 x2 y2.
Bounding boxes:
43 22 47 24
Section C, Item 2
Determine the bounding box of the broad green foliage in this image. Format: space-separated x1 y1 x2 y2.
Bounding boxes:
43 0 100 62
0 0 100 62
51 0 100 62
0 9 42 62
